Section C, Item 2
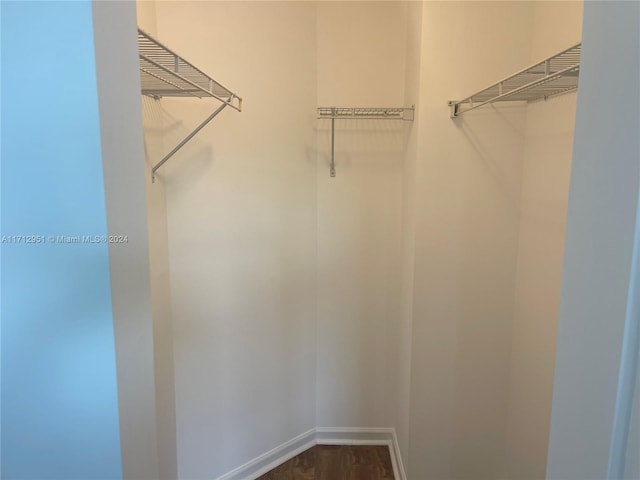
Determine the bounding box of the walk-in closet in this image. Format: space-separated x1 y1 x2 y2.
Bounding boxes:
2 1 639 479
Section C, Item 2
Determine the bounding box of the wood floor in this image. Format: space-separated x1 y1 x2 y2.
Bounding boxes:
256 445 395 480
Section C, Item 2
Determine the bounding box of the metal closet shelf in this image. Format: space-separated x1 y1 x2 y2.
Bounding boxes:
448 43 581 118
318 107 414 121
138 28 242 181
317 106 415 177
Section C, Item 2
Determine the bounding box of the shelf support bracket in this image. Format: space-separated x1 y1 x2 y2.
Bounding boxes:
152 101 229 182
447 43 581 118
448 101 459 118
318 105 415 176
330 109 336 177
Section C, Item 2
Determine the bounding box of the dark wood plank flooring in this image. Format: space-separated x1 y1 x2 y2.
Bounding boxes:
257 445 394 480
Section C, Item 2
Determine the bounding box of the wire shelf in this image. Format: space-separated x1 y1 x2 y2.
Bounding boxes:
318 106 414 121
317 106 414 177
138 28 242 111
137 28 243 181
449 43 581 117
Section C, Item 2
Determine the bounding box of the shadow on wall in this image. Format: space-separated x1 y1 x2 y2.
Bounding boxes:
454 105 526 207
314 109 406 427
141 96 214 186
438 103 527 479
315 119 407 175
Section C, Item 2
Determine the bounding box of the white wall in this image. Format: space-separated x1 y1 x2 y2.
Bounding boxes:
93 2 161 478
408 2 534 478
142 3 411 477
151 2 318 478
504 3 582 479
625 354 640 479
143 99 178 480
133 3 599 479
143 92 178 480
315 0 408 430
136 2 179 478
547 1 640 478
622 194 640 478
396 0 423 470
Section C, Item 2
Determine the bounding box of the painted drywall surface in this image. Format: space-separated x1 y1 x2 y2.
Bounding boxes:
396 0 423 469
504 3 582 479
625 351 640 479
135 1 179 478
315 0 407 430
1 0 3 472
152 2 318 478
625 5 640 459
408 2 534 478
141 96 179 480
504 95 577 479
0 1 122 478
93 2 163 479
546 1 640 478
621 189 640 479
136 0 157 36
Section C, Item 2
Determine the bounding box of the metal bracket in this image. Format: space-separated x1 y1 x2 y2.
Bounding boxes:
330 110 336 177
448 43 581 118
448 101 459 118
138 27 243 183
318 106 415 177
151 101 229 182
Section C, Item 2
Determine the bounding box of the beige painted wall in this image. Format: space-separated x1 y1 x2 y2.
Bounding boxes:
505 3 582 479
143 95 178 480
151 2 318 477
315 0 408 430
547 2 640 477
142 2 411 476
625 354 640 479
133 2 585 478
136 3 179 479
408 2 534 478
93 2 162 478
396 1 423 472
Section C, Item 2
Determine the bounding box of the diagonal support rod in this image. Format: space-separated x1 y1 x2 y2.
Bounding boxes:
330 113 336 177
152 102 229 182
318 105 415 177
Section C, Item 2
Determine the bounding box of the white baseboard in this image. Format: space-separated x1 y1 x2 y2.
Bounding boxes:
215 428 316 480
214 427 407 480
390 428 407 480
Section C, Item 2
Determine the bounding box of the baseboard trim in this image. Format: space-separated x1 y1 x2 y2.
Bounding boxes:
390 428 407 480
215 428 316 480
214 427 407 480
316 426 394 445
